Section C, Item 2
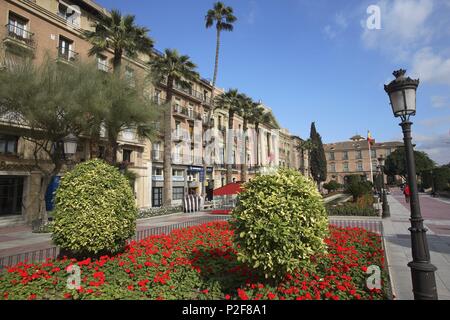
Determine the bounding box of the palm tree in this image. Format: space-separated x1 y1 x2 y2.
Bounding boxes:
250 105 279 168
236 94 257 183
215 89 240 184
204 2 237 194
84 9 154 161
84 9 154 72
205 2 237 88
149 49 199 207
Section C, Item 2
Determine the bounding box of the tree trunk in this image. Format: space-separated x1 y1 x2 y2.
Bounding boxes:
113 49 122 73
212 28 220 88
163 77 174 207
241 119 248 182
226 110 234 184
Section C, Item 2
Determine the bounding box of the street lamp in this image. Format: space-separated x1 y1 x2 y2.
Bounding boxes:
384 69 438 300
62 133 78 169
377 155 390 218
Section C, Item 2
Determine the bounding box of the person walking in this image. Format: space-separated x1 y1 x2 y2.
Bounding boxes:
403 184 411 203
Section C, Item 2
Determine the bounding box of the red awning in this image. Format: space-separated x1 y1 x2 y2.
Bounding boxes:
213 183 242 196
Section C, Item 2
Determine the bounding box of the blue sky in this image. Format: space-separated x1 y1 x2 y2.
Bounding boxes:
95 0 450 165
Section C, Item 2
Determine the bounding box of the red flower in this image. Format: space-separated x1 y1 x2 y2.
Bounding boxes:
64 293 72 299
28 294 37 300
237 289 248 300
267 292 276 300
127 285 134 291
225 294 231 300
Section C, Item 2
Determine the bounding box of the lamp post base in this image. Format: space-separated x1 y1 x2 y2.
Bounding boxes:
382 191 390 218
408 261 438 300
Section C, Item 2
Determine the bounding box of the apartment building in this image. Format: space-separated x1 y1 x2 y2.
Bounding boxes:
0 0 309 222
323 135 403 184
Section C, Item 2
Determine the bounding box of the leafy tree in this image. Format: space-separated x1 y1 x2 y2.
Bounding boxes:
309 122 327 189
296 138 315 176
149 49 199 207
84 9 154 72
0 58 105 225
384 148 435 180
323 180 341 193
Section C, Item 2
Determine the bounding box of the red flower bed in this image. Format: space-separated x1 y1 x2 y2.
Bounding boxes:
0 222 388 300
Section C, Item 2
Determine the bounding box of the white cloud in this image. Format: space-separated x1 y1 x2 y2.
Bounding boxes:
361 0 434 60
410 47 450 85
419 115 450 127
414 132 450 165
323 12 349 40
431 96 449 109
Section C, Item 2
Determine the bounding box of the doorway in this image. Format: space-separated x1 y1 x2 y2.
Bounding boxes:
0 176 24 216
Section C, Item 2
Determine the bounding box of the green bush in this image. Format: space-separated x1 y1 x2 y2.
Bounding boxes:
323 180 342 193
326 203 379 216
345 179 373 201
52 159 137 256
230 168 329 279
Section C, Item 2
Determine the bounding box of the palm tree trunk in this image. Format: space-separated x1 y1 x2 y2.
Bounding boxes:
213 28 220 87
226 110 234 184
241 119 248 182
163 77 174 207
113 49 122 73
202 29 221 197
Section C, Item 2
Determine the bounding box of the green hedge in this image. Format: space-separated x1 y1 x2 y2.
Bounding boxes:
52 159 137 256
230 168 329 279
326 203 379 217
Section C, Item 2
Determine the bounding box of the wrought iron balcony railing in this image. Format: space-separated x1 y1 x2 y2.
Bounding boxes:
57 46 79 62
5 24 35 47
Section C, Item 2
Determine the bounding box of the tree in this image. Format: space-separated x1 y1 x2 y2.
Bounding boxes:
204 2 237 193
100 72 159 165
84 9 154 72
236 94 258 183
0 58 106 225
149 49 199 207
296 139 315 176
84 9 154 161
251 104 278 168
384 148 435 180
214 89 240 184
309 122 327 189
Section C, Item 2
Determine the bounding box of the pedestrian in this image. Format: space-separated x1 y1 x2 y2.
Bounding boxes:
403 184 411 203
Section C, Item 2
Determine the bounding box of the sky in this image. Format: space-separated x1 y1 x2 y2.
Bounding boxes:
94 0 450 165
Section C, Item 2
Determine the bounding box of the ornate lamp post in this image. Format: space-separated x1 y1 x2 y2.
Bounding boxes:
384 69 438 300
377 155 390 218
62 133 78 170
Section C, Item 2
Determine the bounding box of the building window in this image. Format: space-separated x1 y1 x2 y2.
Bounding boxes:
372 160 378 169
356 150 362 159
329 152 335 161
175 121 181 138
97 54 109 72
58 1 80 26
386 148 391 156
371 149 377 158
172 169 184 177
7 13 30 41
152 168 163 176
0 135 19 155
342 151 348 160
58 36 76 61
125 67 135 86
123 149 132 163
343 162 349 172
357 162 363 171
330 163 336 173
173 187 184 200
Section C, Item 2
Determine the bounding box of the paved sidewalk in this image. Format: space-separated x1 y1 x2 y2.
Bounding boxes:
383 191 450 300
0 212 211 258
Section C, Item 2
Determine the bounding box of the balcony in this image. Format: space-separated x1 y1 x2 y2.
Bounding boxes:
57 47 79 63
4 24 35 53
152 150 164 162
152 175 164 181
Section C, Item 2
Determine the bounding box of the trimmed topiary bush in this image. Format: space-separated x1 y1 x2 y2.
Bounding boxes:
52 159 137 256
230 168 329 279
